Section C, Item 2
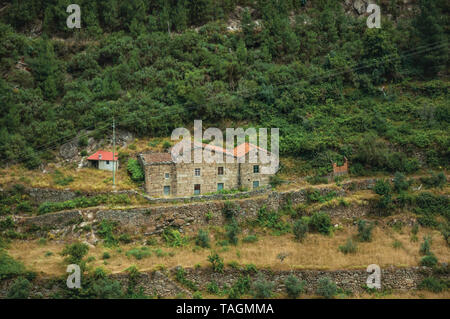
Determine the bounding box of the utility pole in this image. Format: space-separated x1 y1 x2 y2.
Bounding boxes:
112 117 116 188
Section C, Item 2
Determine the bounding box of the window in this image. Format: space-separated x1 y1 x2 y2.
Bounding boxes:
194 168 201 176
106 160 110 165
217 183 224 191
218 167 224 175
253 181 259 189
163 186 170 195
194 184 201 195
165 173 170 179
253 165 259 173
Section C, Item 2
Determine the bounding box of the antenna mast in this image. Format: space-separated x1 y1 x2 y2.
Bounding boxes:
112 117 116 187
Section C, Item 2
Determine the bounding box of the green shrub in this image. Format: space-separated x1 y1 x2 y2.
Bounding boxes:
228 275 251 299
208 252 224 273
339 238 357 254
418 277 447 293
420 172 447 189
16 201 32 213
357 220 374 242
374 179 391 196
284 274 305 298
7 277 31 299
251 274 274 299
52 170 74 186
392 240 403 249
175 267 198 291
162 141 172 151
316 277 337 299
0 216 15 231
162 228 188 247
126 247 152 260
306 175 328 185
0 250 27 280
419 235 432 255
420 253 438 267
293 218 309 241
393 172 410 192
102 252 111 260
222 201 239 220
257 207 291 235
61 242 89 264
193 291 203 299
207 281 220 295
269 175 283 188
127 159 144 182
225 219 240 245
195 229 210 248
97 220 118 247
118 234 132 244
78 136 88 147
242 235 258 243
309 212 332 235
244 264 258 274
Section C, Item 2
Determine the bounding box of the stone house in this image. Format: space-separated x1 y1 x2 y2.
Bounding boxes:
138 142 277 197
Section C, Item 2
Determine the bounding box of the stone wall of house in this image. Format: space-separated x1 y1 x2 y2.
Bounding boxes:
143 163 177 197
0 266 443 298
175 161 240 196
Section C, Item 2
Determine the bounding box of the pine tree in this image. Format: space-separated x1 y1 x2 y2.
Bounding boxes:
413 0 448 77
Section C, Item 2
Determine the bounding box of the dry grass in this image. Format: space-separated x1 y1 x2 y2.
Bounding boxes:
7 225 449 276
0 164 135 191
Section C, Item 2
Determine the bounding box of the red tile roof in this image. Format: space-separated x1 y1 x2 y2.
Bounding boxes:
87 150 118 161
233 142 269 157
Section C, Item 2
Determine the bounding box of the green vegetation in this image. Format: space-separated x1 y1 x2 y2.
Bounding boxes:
357 220 374 242
7 277 31 299
0 1 446 178
162 228 189 247
127 159 144 182
284 274 305 298
97 220 119 247
418 277 448 293
292 217 309 241
175 267 199 291
251 274 274 299
0 250 29 280
309 212 332 236
126 247 152 260
195 229 210 248
420 254 438 267
61 242 89 265
316 277 337 299
339 238 357 254
228 275 251 299
38 194 131 215
208 252 224 273
256 206 290 235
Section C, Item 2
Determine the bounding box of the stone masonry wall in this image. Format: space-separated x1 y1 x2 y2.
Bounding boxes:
0 266 444 298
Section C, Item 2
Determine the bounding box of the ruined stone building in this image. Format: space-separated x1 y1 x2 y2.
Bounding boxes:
138 142 277 197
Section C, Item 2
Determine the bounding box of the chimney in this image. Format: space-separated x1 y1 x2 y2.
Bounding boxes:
99 154 102 160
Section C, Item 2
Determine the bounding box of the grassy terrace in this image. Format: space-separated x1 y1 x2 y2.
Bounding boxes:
7 223 449 276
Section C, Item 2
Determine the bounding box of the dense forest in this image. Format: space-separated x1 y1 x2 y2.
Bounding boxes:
0 0 448 175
